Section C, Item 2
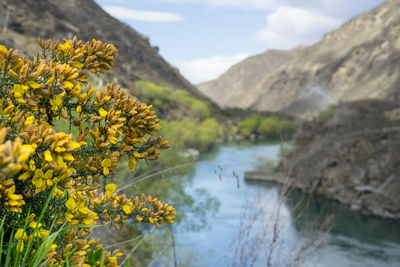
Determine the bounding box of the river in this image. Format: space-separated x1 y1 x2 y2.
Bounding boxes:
171 141 400 266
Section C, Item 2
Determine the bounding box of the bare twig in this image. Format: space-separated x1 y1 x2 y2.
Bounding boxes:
147 244 170 267
120 227 155 266
116 162 195 192
105 235 143 249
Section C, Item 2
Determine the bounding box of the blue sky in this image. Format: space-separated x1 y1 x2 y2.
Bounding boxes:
94 0 386 84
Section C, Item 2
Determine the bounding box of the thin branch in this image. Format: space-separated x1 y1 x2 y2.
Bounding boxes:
105 235 143 249
116 162 195 192
120 227 155 266
147 244 170 267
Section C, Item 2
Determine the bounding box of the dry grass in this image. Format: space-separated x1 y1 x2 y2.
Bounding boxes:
226 180 332 267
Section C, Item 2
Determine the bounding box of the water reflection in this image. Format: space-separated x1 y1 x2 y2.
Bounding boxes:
173 142 400 267
285 190 400 266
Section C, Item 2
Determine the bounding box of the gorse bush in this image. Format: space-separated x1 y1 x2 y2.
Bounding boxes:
0 37 176 266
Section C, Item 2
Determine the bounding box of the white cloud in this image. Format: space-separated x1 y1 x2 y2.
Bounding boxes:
160 0 277 10
254 7 341 49
158 0 384 17
102 6 183 22
176 53 249 84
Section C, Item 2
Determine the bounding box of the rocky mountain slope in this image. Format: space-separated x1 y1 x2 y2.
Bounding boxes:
198 48 303 108
0 0 205 99
277 100 400 219
198 0 400 118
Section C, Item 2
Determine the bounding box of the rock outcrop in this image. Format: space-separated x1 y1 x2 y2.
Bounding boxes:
277 100 400 219
198 0 400 118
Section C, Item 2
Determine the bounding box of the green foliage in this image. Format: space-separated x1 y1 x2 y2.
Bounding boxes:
238 115 297 137
135 81 211 119
258 116 297 137
160 118 222 152
172 90 210 119
238 115 262 136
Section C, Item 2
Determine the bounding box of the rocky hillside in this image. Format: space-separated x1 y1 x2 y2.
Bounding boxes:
277 100 400 219
198 48 304 108
0 0 205 99
198 0 400 118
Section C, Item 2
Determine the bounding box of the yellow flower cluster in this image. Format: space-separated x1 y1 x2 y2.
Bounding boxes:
0 128 35 212
15 220 51 252
0 37 174 266
92 184 176 227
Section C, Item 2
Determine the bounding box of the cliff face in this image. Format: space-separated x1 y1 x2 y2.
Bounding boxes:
197 0 400 118
278 100 400 219
0 0 205 99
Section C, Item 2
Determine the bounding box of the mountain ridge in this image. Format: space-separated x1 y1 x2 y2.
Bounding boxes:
0 0 207 100
197 0 400 118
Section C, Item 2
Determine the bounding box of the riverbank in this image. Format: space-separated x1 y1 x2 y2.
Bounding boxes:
277 100 400 220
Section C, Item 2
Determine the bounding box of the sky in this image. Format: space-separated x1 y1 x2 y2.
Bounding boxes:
94 0 386 84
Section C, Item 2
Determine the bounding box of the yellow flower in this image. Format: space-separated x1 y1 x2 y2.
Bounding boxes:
13 84 26 98
29 159 36 171
128 157 136 172
136 215 143 222
122 204 131 215
15 229 26 240
18 171 31 180
4 105 14 114
71 61 84 69
62 81 74 90
24 115 35 127
108 135 117 144
160 139 169 146
105 184 117 197
63 153 75 161
29 221 42 229
0 45 7 53
59 41 71 51
67 141 80 149
101 158 112 176
66 198 77 211
18 144 36 163
26 81 41 89
76 105 82 113
16 240 24 252
98 108 108 117
50 95 63 112
38 229 49 239
47 76 55 84
44 150 53 162
32 169 54 193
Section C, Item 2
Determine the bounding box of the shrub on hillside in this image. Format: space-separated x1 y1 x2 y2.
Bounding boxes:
135 81 210 120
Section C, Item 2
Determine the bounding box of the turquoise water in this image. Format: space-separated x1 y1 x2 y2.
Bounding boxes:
170 142 400 266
